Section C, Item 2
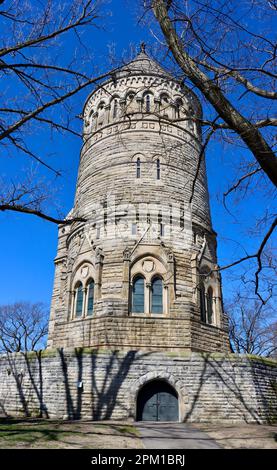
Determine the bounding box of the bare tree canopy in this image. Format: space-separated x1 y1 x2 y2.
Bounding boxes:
227 292 277 357
0 0 115 224
149 0 277 185
0 302 48 352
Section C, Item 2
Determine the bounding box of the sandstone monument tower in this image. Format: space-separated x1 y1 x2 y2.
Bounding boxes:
1 46 276 423
47 44 230 354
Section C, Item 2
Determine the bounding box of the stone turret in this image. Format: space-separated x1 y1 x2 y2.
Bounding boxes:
47 45 230 352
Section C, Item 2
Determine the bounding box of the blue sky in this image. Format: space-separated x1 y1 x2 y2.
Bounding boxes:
0 0 275 308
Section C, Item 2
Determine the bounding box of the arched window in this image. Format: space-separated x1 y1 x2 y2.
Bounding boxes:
86 279 94 316
113 99 118 119
199 282 206 323
175 99 183 119
160 94 170 117
97 101 105 127
126 93 135 112
207 287 213 324
136 157 141 178
75 282 83 317
145 94 151 113
132 276 145 313
127 92 135 101
151 277 163 314
158 210 164 236
156 158 161 180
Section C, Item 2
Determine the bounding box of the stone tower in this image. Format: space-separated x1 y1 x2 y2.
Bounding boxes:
3 46 275 426
47 45 230 353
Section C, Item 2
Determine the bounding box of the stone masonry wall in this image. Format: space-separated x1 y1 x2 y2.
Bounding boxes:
50 314 229 353
0 349 276 424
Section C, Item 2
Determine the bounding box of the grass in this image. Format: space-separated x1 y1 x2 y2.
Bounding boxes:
117 425 140 436
0 418 143 449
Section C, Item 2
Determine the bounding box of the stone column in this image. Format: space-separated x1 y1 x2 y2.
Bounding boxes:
122 247 131 304
94 247 104 302
191 252 198 304
166 250 175 308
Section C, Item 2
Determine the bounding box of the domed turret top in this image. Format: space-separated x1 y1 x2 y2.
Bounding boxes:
117 43 172 79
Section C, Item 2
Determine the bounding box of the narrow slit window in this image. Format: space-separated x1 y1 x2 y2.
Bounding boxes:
103 199 107 228
157 159 161 180
136 157 141 178
113 99 118 119
146 95 150 113
175 99 182 119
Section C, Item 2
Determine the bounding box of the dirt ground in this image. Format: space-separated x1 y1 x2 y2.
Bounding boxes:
192 423 277 449
0 419 143 449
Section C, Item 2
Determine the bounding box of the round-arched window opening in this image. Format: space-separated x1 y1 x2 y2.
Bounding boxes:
86 279 95 316
151 277 163 314
145 94 151 113
75 282 83 317
136 157 141 179
207 287 213 325
136 380 179 422
113 99 118 119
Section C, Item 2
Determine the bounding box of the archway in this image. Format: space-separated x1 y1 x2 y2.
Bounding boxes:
136 380 179 422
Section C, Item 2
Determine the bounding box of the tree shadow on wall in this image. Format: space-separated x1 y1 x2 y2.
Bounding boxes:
1 346 149 421
58 347 83 420
1 352 49 419
91 350 137 420
58 347 151 421
4 353 31 418
183 353 276 424
23 351 49 418
249 358 277 424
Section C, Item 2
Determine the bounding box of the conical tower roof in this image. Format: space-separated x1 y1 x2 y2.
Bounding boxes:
117 43 172 79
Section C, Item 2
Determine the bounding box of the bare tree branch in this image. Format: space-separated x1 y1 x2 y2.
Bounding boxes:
0 203 86 225
223 168 262 199
151 0 277 187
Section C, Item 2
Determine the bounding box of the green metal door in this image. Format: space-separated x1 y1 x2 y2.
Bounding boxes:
137 380 179 422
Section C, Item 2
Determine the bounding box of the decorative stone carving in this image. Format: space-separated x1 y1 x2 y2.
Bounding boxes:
123 247 131 261
81 265 89 278
142 259 155 273
166 250 174 263
95 247 104 264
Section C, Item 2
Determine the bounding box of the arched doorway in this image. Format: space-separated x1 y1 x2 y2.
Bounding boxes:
136 380 179 422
